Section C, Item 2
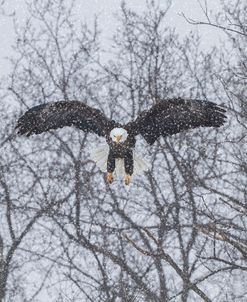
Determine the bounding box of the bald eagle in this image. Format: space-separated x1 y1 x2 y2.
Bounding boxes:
16 98 226 185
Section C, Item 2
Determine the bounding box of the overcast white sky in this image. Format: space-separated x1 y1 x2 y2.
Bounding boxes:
0 0 224 75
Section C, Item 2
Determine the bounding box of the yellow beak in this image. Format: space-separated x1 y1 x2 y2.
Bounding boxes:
116 135 122 143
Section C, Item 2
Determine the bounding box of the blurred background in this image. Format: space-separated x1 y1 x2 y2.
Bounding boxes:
0 1 246 301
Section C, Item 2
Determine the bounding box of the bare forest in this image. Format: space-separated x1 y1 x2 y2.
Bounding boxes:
0 0 246 301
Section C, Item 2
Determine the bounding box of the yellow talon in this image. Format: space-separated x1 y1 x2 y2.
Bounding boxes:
107 172 113 184
124 174 131 186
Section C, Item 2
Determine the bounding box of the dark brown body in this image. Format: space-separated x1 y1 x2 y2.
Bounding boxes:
106 133 136 175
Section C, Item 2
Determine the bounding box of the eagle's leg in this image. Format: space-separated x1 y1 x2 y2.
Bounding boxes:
124 174 131 186
124 151 134 185
107 172 113 184
107 151 115 184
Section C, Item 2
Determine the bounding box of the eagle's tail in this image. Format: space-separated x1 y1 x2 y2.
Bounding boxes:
90 144 109 172
133 152 150 175
90 145 149 177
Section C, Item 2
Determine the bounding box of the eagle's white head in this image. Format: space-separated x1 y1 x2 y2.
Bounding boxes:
110 127 128 143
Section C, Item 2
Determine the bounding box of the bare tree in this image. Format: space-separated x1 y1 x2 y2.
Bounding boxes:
1 0 246 301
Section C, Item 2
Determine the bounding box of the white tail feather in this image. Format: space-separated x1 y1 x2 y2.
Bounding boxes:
90 144 109 172
90 144 149 176
115 158 125 177
133 152 150 175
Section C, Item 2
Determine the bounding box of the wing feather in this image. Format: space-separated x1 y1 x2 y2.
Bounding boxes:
125 98 227 145
16 101 117 137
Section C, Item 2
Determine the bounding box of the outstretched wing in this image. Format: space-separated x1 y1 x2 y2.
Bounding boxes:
16 101 117 137
125 98 226 145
